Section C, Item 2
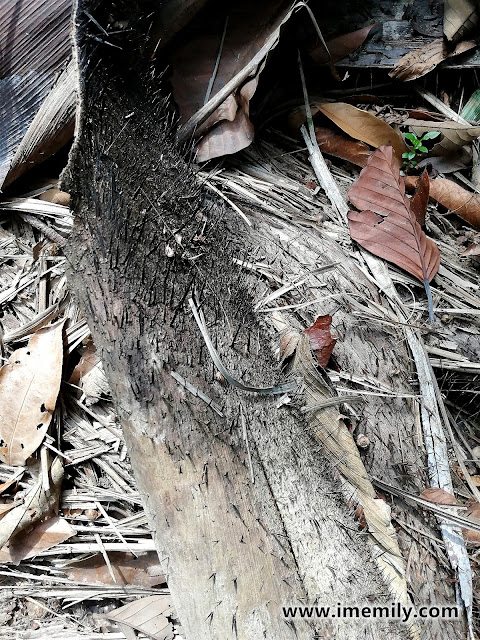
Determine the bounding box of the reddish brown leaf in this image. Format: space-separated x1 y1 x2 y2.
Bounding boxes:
317 103 406 164
348 147 440 290
65 551 166 587
405 176 480 230
309 25 375 66
410 170 430 226
314 127 371 167
420 487 458 505
389 38 478 82
304 316 337 368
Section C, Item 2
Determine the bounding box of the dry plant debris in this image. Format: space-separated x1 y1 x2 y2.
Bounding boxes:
2 0 480 638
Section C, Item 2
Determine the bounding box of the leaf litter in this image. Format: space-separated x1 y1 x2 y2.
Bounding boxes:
3 1 480 639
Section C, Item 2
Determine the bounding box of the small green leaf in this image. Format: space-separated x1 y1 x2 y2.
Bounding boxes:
418 145 428 153
404 133 417 143
402 152 410 158
421 131 441 140
410 160 417 166
407 151 416 160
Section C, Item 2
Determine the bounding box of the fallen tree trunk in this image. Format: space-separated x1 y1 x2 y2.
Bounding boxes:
62 2 468 639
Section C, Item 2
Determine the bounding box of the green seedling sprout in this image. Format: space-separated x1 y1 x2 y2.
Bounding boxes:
402 131 440 171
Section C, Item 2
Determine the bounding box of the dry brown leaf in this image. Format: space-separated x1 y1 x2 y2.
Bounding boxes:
279 328 300 364
171 2 295 161
410 170 430 226
304 316 337 368
389 38 478 82
69 339 99 386
0 516 75 564
317 103 406 163
347 146 441 301
0 320 65 466
65 551 166 587
404 119 480 156
417 149 471 174
106 595 175 640
444 0 479 42
405 176 480 230
314 127 371 167
420 487 459 505
309 24 375 66
0 457 63 550
462 500 480 544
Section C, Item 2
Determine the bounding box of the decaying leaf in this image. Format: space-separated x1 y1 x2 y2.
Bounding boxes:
106 595 175 640
65 551 166 587
417 148 471 174
0 320 65 466
348 146 440 320
279 328 301 364
317 103 406 163
0 516 75 564
304 316 337 368
314 127 371 167
410 170 430 226
420 487 458 505
309 24 375 66
171 1 297 161
405 175 480 230
390 38 478 82
0 457 64 550
444 0 479 42
404 119 480 156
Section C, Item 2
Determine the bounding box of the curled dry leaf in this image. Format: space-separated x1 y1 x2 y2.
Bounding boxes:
314 127 371 167
417 148 471 174
171 1 296 161
404 119 480 156
317 103 406 164
405 175 480 230
409 169 430 226
420 487 458 505
309 24 375 66
65 551 166 587
304 316 337 368
0 319 65 466
347 146 440 321
390 38 478 82
444 0 479 42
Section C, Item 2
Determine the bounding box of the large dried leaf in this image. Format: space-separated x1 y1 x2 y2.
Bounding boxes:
317 103 406 163
309 24 375 66
389 38 478 82
304 316 337 368
347 146 440 286
0 320 65 466
0 516 75 564
171 1 296 161
410 170 430 226
444 0 479 42
65 551 166 587
0 0 72 188
404 119 480 156
314 127 371 167
406 176 480 230
417 149 471 174
420 487 458 505
106 595 174 640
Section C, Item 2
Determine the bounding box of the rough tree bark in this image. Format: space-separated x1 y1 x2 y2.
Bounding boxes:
62 2 467 639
